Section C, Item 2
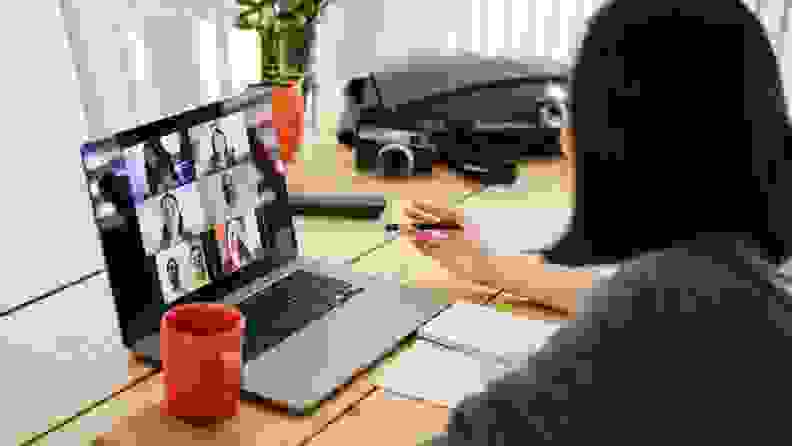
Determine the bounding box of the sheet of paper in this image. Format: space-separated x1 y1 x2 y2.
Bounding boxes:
418 304 565 366
370 339 512 407
462 206 573 255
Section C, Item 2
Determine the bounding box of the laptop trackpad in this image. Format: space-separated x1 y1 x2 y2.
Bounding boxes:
242 284 445 411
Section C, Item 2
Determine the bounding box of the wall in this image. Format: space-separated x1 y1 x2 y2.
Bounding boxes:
0 0 103 311
0 0 245 310
62 0 240 137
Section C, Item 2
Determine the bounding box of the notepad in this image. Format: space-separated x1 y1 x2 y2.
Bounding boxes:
370 339 512 407
418 303 565 367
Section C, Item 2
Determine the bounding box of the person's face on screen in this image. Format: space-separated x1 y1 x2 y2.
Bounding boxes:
145 141 162 165
144 149 155 169
191 246 205 271
161 196 179 238
167 258 180 290
222 173 236 207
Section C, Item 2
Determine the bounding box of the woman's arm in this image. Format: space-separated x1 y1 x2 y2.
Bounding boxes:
474 254 597 315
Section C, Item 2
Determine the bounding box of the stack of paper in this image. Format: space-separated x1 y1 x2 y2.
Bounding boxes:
371 339 512 407
417 303 565 367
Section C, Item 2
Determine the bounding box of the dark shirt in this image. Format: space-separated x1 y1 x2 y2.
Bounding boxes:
431 234 792 444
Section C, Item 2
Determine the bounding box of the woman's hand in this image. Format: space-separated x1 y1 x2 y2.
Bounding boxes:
403 200 493 285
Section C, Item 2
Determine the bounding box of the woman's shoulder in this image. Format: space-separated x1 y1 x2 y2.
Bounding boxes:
583 238 783 318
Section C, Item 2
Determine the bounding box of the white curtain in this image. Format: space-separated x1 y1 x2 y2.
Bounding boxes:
59 0 617 129
482 0 606 64
64 0 792 132
466 0 792 114
62 0 237 139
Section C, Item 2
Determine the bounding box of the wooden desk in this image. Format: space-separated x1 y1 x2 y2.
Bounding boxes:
305 389 450 446
305 301 570 446
89 368 376 446
289 143 481 262
287 143 480 199
83 264 501 446
80 290 568 446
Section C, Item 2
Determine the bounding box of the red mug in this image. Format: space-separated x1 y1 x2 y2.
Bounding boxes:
160 303 244 422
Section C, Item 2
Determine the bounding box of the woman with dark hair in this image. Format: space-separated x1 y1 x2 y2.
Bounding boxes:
222 217 254 274
144 137 178 195
190 244 208 284
166 257 182 292
209 121 236 171
222 172 238 208
411 1 792 443
160 193 185 250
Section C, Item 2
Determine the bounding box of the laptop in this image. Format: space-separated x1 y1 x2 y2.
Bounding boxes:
79 87 449 415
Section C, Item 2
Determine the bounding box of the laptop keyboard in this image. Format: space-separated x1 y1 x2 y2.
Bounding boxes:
237 269 364 360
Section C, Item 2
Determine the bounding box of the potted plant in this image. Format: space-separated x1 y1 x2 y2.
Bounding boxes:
235 0 329 87
236 1 330 162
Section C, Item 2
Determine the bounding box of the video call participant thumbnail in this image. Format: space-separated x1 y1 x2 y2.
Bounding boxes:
198 162 260 225
189 241 210 288
155 237 213 304
143 137 179 196
190 113 252 178
122 145 148 206
167 258 183 292
86 159 138 229
209 121 237 171
221 172 238 209
159 192 186 250
137 183 207 256
155 243 191 304
188 123 213 178
216 213 262 275
141 134 195 198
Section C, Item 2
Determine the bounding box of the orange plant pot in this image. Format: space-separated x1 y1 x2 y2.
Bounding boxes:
272 82 304 163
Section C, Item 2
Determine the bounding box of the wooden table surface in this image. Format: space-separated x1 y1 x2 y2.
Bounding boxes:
33 136 578 445
304 304 567 446
304 389 451 446
86 279 567 446
288 142 481 264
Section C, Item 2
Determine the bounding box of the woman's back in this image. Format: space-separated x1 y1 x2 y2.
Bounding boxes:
441 234 792 443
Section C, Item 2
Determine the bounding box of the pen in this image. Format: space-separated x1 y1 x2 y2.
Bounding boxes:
385 223 463 231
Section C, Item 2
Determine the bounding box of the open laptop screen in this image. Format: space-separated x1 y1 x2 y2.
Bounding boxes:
128 110 272 303
79 89 296 346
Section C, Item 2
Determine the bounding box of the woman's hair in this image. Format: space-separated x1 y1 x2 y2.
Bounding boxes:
226 217 255 262
160 193 183 243
166 257 181 289
546 0 792 266
145 138 178 185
